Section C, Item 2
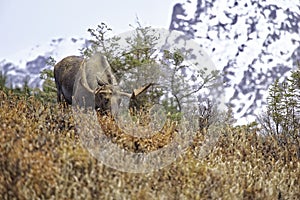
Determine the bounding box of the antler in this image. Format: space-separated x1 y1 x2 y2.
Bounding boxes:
80 78 94 93
132 83 154 97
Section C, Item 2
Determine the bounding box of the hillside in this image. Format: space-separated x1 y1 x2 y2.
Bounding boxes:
0 91 299 199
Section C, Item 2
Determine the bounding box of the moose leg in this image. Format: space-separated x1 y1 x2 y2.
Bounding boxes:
56 85 62 103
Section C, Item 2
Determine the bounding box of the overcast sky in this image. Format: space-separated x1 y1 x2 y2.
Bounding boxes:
0 0 178 59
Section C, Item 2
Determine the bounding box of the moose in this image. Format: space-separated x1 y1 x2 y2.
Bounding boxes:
54 52 152 114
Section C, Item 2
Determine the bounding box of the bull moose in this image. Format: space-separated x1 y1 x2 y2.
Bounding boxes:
54 52 152 114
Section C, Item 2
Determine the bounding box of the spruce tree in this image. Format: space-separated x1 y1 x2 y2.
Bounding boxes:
267 79 284 135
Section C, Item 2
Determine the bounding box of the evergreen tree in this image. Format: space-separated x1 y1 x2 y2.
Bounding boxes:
81 22 220 121
266 79 284 135
260 63 300 146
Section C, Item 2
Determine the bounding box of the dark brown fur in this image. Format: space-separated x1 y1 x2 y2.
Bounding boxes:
54 56 84 104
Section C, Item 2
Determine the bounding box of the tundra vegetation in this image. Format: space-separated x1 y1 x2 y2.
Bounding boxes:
0 23 299 199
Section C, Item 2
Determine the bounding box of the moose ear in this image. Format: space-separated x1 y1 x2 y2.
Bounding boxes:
132 83 153 97
96 85 113 95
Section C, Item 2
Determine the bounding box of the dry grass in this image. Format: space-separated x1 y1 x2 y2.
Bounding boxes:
0 90 299 199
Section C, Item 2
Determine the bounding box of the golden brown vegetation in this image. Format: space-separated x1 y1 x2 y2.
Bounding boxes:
0 91 299 199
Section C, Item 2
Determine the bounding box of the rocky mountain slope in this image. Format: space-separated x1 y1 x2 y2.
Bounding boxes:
170 0 300 122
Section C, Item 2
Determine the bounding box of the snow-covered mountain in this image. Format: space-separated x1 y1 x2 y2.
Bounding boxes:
0 37 89 89
1 0 299 124
169 0 300 123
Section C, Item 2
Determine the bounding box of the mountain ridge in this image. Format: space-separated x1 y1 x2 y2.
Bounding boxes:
0 37 89 89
